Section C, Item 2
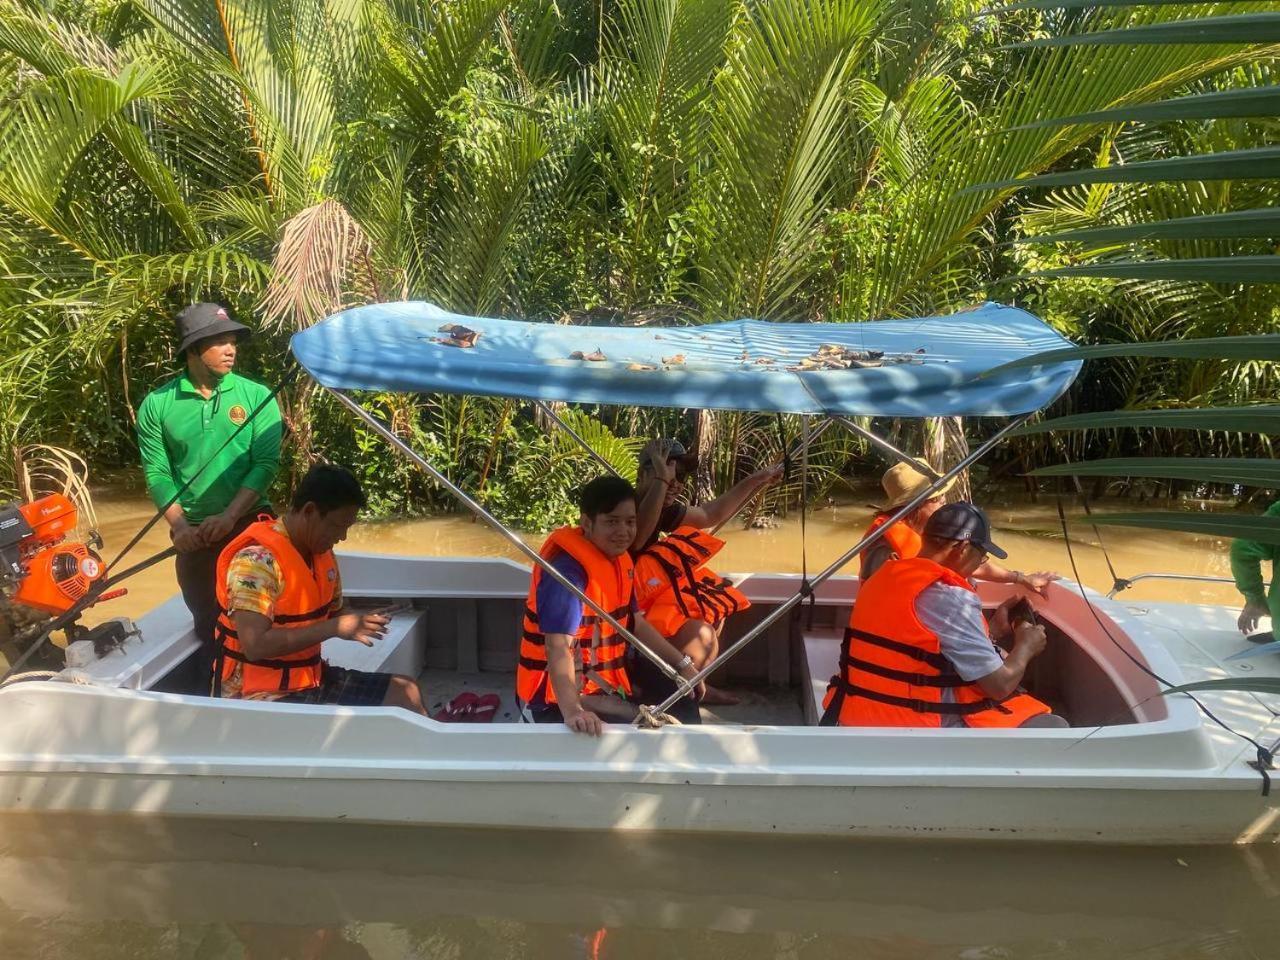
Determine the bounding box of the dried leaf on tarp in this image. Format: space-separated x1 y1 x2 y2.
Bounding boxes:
570 349 608 362
626 362 658 371
662 354 686 365
753 357 775 365
433 324 479 348
738 350 749 361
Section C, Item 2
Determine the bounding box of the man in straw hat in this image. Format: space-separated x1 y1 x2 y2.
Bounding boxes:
860 459 1058 594
137 302 283 694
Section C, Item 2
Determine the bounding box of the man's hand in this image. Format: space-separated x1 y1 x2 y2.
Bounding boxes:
565 707 604 736
641 439 677 485
1018 571 1060 596
196 511 237 546
169 518 204 553
1012 621 1048 659
753 463 784 488
1239 599 1270 635
334 609 391 646
678 661 706 700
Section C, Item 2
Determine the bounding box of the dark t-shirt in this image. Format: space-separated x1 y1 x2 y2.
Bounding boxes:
637 502 688 553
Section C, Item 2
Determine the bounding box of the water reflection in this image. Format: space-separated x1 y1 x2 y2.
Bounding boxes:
0 813 1275 958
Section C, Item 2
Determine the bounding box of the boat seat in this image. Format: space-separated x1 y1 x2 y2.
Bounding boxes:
321 606 430 679
800 627 842 725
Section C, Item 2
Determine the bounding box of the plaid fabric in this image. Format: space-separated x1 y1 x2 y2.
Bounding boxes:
277 665 392 706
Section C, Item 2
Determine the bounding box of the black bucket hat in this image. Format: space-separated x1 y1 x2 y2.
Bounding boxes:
176 302 251 354
924 502 1008 560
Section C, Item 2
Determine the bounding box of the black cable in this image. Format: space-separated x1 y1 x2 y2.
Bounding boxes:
1055 493 1274 794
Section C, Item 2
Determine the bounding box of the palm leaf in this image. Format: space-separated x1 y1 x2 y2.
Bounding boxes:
1162 678 1280 697
1007 14 1280 48
1089 513 1280 545
1008 85 1280 130
971 147 1280 193
1020 208 1280 245
1029 457 1280 486
1013 407 1280 436
1026 256 1279 283
987 335 1280 376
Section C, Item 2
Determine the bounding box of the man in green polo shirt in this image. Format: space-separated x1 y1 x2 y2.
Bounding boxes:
136 303 283 693
1232 499 1280 642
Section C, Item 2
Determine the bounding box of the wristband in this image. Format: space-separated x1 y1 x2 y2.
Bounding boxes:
676 654 695 672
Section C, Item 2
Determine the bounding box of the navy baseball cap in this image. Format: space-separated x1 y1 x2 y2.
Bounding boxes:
924 502 1008 560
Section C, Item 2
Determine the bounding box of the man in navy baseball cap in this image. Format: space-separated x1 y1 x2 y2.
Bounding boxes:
923 502 1009 561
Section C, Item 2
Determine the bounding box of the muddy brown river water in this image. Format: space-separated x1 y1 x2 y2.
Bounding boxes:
5 492 1268 958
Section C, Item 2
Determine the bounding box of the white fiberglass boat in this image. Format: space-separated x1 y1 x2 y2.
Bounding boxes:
0 302 1274 844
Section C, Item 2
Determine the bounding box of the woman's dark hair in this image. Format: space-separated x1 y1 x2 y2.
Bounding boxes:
291 463 367 514
579 475 637 518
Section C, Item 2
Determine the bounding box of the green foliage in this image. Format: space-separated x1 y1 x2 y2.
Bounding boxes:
0 0 1275 512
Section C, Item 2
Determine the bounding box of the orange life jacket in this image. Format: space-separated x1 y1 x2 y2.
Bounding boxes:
859 513 922 577
213 519 338 698
823 556 1049 728
634 526 750 637
516 526 635 709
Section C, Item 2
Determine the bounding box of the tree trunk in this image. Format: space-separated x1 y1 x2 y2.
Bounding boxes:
687 408 717 503
924 416 971 501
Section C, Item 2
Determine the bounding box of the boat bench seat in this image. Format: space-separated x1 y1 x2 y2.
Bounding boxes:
321 606 430 679
800 627 842 725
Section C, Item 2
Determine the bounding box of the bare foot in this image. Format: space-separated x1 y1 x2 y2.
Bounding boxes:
698 684 741 707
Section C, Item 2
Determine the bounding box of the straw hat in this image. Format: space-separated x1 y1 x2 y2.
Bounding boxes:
877 460 955 510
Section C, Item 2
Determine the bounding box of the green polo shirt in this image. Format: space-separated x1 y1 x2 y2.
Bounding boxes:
136 370 282 524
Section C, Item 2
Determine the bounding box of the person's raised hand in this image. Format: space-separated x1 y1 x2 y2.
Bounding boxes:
754 462 785 487
565 707 604 737
1239 599 1270 636
1013 621 1048 659
334 610 390 646
1020 571 1061 597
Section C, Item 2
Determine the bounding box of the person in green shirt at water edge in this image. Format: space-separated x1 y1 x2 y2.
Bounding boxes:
136 303 283 693
1232 499 1280 641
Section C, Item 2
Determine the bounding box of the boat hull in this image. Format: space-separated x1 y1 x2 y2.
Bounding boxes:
0 684 1275 845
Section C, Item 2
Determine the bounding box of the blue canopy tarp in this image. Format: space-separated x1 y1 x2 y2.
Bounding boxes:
291 301 1080 417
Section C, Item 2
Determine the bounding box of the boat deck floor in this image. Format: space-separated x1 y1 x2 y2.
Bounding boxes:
415 669 805 726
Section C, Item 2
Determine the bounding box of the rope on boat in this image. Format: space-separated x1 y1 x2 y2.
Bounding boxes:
635 705 683 729
0 670 95 689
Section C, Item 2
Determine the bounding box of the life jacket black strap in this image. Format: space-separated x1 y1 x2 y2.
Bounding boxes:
840 651 967 688
221 648 323 672
273 601 334 624
837 680 1008 716
845 626 952 672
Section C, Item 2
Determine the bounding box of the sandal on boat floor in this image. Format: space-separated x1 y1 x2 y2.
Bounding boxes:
432 691 500 723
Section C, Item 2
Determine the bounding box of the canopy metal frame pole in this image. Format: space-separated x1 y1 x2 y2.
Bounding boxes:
831 416 942 480
328 389 681 683
647 413 1034 717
